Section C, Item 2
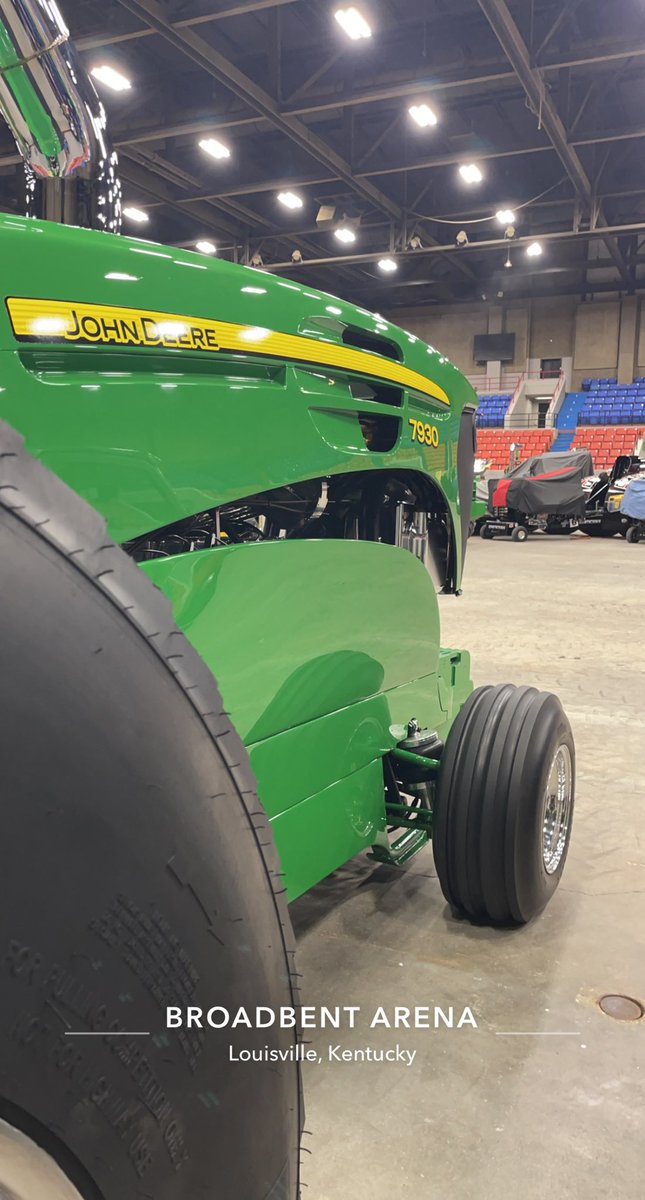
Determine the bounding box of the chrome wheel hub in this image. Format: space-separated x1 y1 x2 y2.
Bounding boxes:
542 743 573 874
0 1119 83 1199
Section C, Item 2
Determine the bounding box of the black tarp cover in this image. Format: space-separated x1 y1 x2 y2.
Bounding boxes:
490 450 594 516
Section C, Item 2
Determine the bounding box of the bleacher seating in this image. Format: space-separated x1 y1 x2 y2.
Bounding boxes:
476 428 554 471
476 378 643 474
570 426 644 472
581 377 617 390
572 379 645 426
580 390 645 424
476 393 512 427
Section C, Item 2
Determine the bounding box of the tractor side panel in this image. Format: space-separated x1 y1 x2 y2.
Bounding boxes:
0 350 458 547
142 539 442 747
144 538 472 896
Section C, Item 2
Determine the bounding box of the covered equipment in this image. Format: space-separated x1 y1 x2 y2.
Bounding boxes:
621 477 645 520
621 477 645 543
490 450 594 517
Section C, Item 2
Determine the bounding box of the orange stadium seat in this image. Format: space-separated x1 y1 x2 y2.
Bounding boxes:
475 428 555 472
573 426 644 471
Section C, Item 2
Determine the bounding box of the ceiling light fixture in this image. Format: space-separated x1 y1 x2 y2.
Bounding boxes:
196 240 217 254
123 206 148 223
199 137 231 160
408 103 438 128
496 208 516 224
277 191 304 210
377 257 398 272
459 163 483 184
90 65 132 92
334 7 372 40
526 241 543 257
335 226 356 244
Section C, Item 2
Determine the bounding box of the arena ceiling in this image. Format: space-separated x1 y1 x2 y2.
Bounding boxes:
2 0 645 308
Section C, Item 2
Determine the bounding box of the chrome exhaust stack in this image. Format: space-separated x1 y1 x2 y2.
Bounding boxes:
0 0 121 228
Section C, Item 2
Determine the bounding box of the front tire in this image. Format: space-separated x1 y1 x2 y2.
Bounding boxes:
0 423 301 1199
433 684 575 924
626 525 641 543
511 525 528 542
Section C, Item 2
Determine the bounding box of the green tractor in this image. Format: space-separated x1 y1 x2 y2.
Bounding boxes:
0 213 575 1200
0 5 574 1197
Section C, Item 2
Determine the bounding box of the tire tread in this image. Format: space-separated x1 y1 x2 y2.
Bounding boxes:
0 421 303 1192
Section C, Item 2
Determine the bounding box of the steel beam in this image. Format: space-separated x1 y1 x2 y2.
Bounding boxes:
65 44 645 154
114 0 402 222
118 159 242 240
121 146 272 232
354 255 645 289
3 121 645 186
284 49 345 105
113 0 476 285
477 0 631 288
534 0 587 63
76 1 300 50
260 223 645 271
116 122 645 210
384 277 645 309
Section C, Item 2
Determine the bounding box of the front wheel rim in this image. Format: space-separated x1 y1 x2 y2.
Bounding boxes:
0 1119 84 1199
542 743 573 874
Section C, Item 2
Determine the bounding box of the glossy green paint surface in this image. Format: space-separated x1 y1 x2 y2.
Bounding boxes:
143 540 473 898
0 215 477 898
142 539 441 744
0 215 476 581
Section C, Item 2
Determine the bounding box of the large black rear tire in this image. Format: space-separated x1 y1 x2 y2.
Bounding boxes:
0 423 301 1199
433 684 575 924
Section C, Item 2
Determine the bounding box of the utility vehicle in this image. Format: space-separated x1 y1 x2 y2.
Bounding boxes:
481 448 593 540
576 455 638 539
482 448 645 542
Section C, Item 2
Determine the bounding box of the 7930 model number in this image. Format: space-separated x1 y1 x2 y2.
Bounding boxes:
408 418 440 447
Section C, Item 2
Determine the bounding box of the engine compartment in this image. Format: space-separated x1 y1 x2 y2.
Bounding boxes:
125 469 454 591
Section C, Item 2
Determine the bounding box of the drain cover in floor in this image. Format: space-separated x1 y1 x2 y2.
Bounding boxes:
598 994 644 1021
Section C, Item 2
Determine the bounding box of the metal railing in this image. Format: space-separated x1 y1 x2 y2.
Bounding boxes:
466 373 521 395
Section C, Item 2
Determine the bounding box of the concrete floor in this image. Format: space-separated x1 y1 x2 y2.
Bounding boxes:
293 535 645 1199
